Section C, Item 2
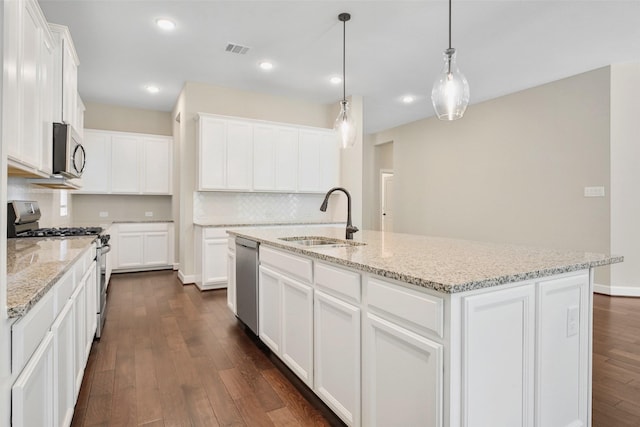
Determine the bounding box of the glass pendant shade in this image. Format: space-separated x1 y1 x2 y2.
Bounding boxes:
431 48 470 121
334 99 357 149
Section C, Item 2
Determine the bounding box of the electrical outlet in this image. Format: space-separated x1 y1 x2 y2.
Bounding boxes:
99 211 109 218
145 211 153 217
584 186 605 197
567 306 579 337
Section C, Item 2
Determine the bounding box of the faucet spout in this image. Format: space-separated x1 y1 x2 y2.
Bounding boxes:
319 187 359 240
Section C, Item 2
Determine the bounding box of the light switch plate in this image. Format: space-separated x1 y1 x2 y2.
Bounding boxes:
145 211 153 217
99 211 109 218
584 186 605 197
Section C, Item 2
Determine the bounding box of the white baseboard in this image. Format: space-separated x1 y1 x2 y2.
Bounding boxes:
173 263 179 271
178 270 196 285
594 283 640 297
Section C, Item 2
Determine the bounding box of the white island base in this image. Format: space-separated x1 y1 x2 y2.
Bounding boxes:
227 228 616 427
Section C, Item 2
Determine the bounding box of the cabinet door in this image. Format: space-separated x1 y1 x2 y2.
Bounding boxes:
51 302 75 427
253 124 277 190
4 0 21 160
38 24 54 175
81 131 110 193
203 238 228 286
12 332 55 427
536 274 589 427
143 231 169 266
314 290 360 426
258 266 281 353
117 232 144 268
61 39 78 129
20 0 42 170
363 313 443 427
227 249 236 314
142 137 172 194
198 116 226 190
462 284 536 427
226 120 253 190
281 277 313 387
72 277 87 395
85 262 97 348
275 127 299 191
319 132 340 191
110 135 140 193
298 130 321 192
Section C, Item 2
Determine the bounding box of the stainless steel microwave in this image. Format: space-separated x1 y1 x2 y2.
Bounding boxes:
53 123 85 178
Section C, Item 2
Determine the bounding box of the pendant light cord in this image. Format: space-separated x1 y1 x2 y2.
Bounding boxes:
342 17 346 101
448 0 452 49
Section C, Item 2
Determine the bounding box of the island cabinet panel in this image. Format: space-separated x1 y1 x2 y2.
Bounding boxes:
51 301 75 427
226 237 236 314
535 273 589 427
314 290 361 427
363 313 443 427
461 284 536 427
258 265 282 354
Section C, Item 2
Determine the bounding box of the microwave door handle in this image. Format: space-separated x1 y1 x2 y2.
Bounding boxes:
73 144 86 174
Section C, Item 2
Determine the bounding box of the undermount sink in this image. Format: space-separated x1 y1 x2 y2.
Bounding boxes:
279 236 365 248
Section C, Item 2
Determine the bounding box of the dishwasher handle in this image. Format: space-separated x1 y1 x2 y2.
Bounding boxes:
236 237 259 249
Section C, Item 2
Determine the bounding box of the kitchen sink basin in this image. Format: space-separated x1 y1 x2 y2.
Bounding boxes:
279 236 365 247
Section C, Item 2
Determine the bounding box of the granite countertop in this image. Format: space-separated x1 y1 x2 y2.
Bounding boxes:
194 220 345 227
7 236 96 318
227 226 623 294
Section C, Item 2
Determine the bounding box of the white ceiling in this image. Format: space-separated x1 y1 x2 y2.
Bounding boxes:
39 1 640 135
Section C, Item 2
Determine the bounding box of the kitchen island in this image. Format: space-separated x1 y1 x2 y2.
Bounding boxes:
227 226 622 427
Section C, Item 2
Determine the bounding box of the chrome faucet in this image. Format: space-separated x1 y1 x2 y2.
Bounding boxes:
320 187 359 240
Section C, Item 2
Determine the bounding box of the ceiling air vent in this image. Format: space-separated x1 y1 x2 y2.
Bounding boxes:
225 43 250 55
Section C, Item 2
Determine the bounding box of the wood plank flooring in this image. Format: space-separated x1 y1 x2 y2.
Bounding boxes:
72 271 640 426
592 293 640 426
71 271 331 427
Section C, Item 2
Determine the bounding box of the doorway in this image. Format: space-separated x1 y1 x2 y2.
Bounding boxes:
380 170 394 232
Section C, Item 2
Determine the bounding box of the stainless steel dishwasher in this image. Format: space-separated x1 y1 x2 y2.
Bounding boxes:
235 237 259 335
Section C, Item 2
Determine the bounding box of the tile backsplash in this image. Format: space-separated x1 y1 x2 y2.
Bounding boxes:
193 191 343 224
7 177 72 228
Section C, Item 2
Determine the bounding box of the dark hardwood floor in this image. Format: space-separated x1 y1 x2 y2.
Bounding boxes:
71 271 331 427
592 293 640 426
72 271 640 426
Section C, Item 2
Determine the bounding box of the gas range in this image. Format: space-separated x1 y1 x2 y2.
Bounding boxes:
15 226 104 238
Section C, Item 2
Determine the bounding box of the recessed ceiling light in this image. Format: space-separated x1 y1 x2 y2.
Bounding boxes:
330 76 342 85
402 95 415 104
259 61 274 71
146 85 160 94
155 18 176 31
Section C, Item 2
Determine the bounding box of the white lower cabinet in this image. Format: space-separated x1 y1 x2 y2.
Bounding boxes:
194 227 229 290
314 290 360 426
281 277 314 386
113 223 174 272
258 265 282 354
226 238 236 313
51 302 75 427
461 284 536 427
71 273 87 396
12 332 55 427
363 313 443 427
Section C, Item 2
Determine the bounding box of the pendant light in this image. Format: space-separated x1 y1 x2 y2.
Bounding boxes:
334 12 356 149
431 0 470 121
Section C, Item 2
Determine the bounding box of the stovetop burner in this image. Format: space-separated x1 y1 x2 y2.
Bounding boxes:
16 226 104 238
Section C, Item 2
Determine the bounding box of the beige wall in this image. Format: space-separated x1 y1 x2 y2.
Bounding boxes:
369 67 611 284
83 101 172 136
610 63 640 294
174 81 342 280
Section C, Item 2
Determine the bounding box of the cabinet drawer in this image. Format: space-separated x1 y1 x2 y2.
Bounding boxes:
12 290 55 374
315 262 361 304
54 269 75 315
117 222 170 233
367 277 444 338
204 227 228 239
260 246 312 283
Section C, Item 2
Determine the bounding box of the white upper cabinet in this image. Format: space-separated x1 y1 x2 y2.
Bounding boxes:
253 124 299 191
197 113 339 193
4 0 55 177
79 129 173 195
49 24 81 134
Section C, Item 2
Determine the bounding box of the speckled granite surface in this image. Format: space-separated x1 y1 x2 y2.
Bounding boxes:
194 220 345 227
7 236 96 318
227 227 623 294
